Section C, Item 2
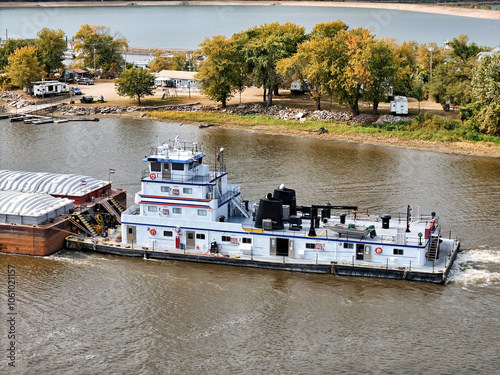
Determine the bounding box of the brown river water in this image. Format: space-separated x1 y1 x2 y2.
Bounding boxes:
0 117 499 374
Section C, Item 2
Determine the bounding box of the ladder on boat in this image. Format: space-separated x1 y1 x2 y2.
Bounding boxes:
101 198 122 224
427 235 440 261
233 195 251 218
72 213 98 237
108 196 124 214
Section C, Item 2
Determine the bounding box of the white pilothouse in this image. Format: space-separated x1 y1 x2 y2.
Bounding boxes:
118 136 460 281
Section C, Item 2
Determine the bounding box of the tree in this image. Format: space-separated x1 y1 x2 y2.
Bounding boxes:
234 22 306 106
427 58 475 108
410 72 426 113
5 45 44 91
170 52 190 71
36 28 67 76
0 39 34 70
195 35 242 108
148 50 170 72
448 34 481 62
73 24 128 72
471 53 500 135
364 38 400 114
329 28 375 115
277 37 336 110
115 68 155 104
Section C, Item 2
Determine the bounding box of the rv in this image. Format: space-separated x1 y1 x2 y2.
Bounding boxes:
390 96 408 115
32 81 69 98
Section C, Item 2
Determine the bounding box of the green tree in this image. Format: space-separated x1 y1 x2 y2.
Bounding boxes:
234 22 306 106
410 72 426 113
308 20 348 39
73 24 128 72
0 39 34 70
115 67 155 104
471 53 500 135
364 38 400 114
195 35 242 108
448 34 481 62
4 45 44 91
427 58 475 108
36 28 67 76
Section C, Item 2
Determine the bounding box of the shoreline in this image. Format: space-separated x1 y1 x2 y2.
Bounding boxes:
1 1 499 20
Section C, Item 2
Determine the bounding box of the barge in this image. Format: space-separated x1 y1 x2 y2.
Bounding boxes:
0 170 126 255
66 137 460 283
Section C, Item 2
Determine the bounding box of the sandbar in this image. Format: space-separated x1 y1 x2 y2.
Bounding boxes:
1 1 499 20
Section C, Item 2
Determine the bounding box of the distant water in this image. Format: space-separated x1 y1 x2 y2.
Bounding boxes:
1 118 500 373
0 5 499 48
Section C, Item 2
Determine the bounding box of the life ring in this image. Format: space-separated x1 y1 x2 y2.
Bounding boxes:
150 228 157 236
150 173 156 180
375 247 383 254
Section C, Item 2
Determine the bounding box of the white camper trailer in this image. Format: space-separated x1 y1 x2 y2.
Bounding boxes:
32 81 69 98
390 96 408 115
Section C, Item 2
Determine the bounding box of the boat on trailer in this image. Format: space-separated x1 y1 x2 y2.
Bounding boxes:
66 136 460 283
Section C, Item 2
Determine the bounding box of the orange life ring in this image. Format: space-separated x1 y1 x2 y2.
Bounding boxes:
150 228 157 236
375 247 383 254
150 173 156 180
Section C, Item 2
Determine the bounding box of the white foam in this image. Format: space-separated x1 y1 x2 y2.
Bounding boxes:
449 247 500 287
455 247 500 265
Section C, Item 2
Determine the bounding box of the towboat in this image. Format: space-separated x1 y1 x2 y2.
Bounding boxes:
66 136 460 283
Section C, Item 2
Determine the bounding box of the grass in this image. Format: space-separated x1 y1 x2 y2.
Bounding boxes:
148 110 500 150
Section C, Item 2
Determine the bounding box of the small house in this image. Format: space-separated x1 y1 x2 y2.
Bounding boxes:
156 70 198 90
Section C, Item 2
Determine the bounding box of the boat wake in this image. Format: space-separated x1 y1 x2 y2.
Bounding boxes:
448 247 500 287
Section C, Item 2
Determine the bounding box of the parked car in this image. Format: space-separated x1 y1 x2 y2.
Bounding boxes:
71 87 82 95
76 77 94 85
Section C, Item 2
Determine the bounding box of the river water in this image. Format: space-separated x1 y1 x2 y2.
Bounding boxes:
0 118 499 373
1 5 499 48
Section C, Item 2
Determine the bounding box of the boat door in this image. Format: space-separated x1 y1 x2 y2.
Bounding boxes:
162 163 171 180
270 238 289 256
186 230 196 249
356 244 365 260
126 225 136 244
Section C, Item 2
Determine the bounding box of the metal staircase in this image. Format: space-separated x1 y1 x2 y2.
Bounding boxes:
108 196 124 214
101 198 121 224
427 235 440 261
72 213 98 237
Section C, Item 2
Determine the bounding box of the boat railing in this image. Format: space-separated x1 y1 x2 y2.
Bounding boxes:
141 169 214 184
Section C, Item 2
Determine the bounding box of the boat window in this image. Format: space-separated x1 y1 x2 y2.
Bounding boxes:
163 231 173 237
196 233 206 239
150 162 161 172
222 236 231 242
242 238 252 244
393 248 404 255
343 243 354 249
184 188 193 194
172 163 184 171
197 209 207 216
189 162 194 170
305 243 316 249
163 163 170 170
148 206 157 212
172 207 182 214
161 186 170 193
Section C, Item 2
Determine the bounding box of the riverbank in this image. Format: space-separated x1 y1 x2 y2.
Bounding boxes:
1 1 499 20
2 86 499 158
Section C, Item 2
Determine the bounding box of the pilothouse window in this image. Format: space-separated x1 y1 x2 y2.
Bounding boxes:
150 162 161 172
172 163 184 171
